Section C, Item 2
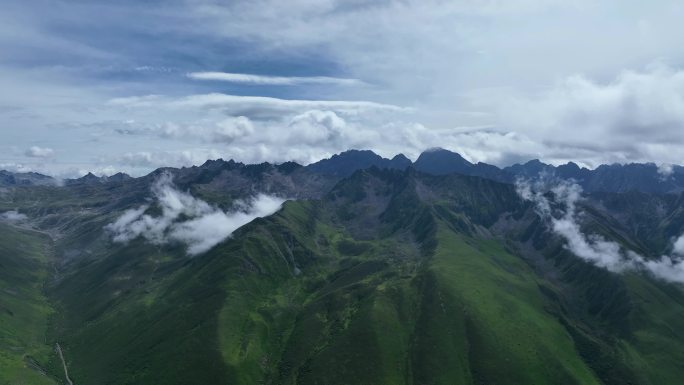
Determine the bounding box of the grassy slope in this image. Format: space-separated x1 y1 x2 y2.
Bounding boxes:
4 171 684 384
215 202 604 384
216 200 423 385
416 223 600 385
620 275 684 384
0 224 58 385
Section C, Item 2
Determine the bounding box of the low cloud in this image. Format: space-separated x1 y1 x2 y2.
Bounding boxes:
25 146 54 158
105 173 286 255
187 72 363 86
0 210 28 222
657 163 674 179
517 178 684 284
117 149 225 169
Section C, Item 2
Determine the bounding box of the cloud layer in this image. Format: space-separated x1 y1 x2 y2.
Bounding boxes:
105 173 285 255
517 178 684 284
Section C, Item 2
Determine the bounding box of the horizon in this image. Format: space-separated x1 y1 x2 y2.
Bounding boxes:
2 147 679 179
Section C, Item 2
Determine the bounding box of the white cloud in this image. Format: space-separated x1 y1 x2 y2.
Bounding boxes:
187 71 363 86
517 178 684 284
641 256 684 284
25 146 54 158
0 162 37 174
517 179 636 272
105 173 286 255
287 110 349 145
0 210 28 222
108 93 407 119
117 149 225 169
497 64 684 167
673 235 684 256
147 117 255 144
658 163 674 179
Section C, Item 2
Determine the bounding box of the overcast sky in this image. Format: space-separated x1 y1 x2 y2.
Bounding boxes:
2 0 684 177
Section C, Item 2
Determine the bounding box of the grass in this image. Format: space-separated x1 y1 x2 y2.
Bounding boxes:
617 274 684 384
422 222 602 385
0 224 58 385
3 169 684 385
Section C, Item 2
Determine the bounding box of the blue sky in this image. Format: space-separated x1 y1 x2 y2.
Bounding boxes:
2 0 684 177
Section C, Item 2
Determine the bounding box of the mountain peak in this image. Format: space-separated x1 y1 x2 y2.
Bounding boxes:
80 172 100 180
414 148 472 175
306 149 410 177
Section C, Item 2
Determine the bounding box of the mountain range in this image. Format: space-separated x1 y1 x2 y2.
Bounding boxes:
4 148 683 194
1 148 684 384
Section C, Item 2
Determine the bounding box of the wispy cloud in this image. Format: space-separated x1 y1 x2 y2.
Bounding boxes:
108 93 406 118
105 173 286 255
187 71 363 86
517 178 684 284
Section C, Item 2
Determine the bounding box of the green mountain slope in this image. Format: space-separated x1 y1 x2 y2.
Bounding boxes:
2 167 684 384
0 224 58 385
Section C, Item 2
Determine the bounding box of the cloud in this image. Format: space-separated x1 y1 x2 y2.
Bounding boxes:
641 256 684 284
187 71 363 86
105 173 286 255
0 210 28 222
4 0 684 176
286 110 349 144
497 64 684 167
657 163 674 179
24 146 54 158
156 117 254 143
108 93 406 119
673 235 684 256
117 149 226 169
516 178 636 272
517 178 684 284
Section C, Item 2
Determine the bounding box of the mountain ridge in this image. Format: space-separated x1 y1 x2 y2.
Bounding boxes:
4 148 682 194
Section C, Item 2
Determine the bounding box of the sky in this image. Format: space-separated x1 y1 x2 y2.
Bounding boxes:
2 0 684 177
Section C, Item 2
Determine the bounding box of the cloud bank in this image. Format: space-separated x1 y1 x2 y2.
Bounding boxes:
517 178 684 284
498 65 684 166
105 173 285 255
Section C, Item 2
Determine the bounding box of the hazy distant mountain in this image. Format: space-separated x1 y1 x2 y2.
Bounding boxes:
0 170 55 186
5 148 684 194
503 158 684 193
